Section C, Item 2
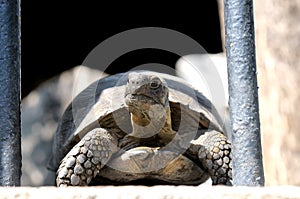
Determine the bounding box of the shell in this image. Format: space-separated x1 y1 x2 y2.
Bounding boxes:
48 71 225 172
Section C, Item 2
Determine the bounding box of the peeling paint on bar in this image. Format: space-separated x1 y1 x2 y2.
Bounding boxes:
224 0 265 186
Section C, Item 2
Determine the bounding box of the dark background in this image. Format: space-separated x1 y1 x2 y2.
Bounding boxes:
21 1 223 98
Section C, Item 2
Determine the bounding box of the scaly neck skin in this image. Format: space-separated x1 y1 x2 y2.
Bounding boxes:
130 106 175 144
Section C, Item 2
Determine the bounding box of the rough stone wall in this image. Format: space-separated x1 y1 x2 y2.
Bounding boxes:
254 0 300 186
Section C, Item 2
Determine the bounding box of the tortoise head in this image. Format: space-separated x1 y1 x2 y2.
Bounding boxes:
124 72 170 132
125 72 169 107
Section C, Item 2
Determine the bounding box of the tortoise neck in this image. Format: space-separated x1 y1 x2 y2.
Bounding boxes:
130 107 174 139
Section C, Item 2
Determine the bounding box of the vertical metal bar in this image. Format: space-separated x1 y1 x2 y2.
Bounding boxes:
0 0 21 186
223 0 265 186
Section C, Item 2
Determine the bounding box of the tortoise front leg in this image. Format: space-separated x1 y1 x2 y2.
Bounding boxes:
189 130 232 185
56 128 119 187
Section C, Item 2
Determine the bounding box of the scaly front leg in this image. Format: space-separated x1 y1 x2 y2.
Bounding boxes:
56 128 118 186
189 130 232 185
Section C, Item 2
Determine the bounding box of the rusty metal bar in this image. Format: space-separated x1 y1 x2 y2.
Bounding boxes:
223 0 265 186
0 0 21 186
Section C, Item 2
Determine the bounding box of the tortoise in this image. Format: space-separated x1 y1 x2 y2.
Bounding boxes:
48 70 232 186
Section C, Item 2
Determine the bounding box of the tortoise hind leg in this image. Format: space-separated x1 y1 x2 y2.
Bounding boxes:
189 130 232 185
56 128 119 187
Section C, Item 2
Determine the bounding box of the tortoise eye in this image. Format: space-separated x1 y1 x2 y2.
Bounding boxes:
150 78 161 89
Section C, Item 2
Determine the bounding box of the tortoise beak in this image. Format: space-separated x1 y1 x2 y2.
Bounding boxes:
125 85 169 107
124 94 151 121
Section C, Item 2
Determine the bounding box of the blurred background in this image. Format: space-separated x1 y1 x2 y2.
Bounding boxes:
21 0 300 186
21 1 222 98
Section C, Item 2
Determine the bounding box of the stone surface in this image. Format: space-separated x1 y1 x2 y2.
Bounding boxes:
254 0 300 186
0 186 300 199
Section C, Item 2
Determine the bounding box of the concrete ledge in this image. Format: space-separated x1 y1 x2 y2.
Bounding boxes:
1 186 300 199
